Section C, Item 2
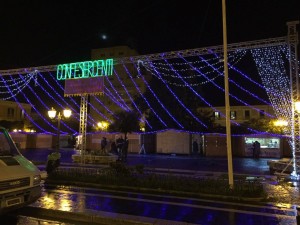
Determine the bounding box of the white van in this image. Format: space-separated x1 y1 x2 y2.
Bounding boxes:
0 126 42 214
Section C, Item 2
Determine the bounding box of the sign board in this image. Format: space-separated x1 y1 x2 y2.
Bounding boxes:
56 59 113 96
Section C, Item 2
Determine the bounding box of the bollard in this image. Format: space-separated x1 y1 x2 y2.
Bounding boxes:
297 206 300 225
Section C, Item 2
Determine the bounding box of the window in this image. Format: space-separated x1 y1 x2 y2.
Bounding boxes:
214 111 220 120
20 109 26 119
259 110 265 118
244 110 250 119
7 108 14 118
230 111 236 120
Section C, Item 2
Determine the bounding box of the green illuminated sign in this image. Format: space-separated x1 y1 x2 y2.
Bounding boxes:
57 59 113 80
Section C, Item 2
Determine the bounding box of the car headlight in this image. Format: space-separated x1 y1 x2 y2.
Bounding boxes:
33 174 41 186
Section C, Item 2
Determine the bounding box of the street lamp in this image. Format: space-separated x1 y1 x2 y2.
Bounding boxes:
139 126 146 154
48 107 72 152
273 119 288 128
97 121 109 131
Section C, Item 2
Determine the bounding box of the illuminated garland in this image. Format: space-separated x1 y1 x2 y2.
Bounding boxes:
199 54 271 105
141 50 247 87
113 68 152 128
0 75 53 134
0 73 34 100
122 61 168 127
17 74 76 133
1 44 294 136
47 71 105 125
251 45 292 135
147 57 208 128
104 75 131 111
133 58 184 129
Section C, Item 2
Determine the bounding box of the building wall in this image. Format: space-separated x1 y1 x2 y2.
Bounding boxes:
156 130 190 154
10 132 53 149
199 104 275 126
85 132 140 154
0 100 31 124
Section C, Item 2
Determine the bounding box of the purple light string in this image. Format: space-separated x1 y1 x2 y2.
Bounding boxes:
122 60 167 127
199 55 271 106
1 75 53 134
105 75 131 111
133 60 184 129
113 68 152 129
45 73 98 125
162 56 227 122
148 56 207 128
178 54 273 134
104 87 129 111
19 74 76 133
189 55 275 118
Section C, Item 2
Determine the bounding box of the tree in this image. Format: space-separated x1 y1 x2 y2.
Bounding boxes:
108 110 140 139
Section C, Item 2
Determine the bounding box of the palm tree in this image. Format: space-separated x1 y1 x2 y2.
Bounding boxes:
108 110 140 139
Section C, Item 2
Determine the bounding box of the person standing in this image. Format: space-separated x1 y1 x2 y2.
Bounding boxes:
100 137 107 155
121 138 129 162
192 140 199 156
253 141 261 159
116 136 124 161
110 141 118 155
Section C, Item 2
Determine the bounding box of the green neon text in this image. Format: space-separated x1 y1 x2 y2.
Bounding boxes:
57 59 113 80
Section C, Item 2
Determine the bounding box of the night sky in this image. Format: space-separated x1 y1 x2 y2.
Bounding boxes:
0 0 299 70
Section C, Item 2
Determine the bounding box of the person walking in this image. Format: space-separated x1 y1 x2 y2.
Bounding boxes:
100 137 107 155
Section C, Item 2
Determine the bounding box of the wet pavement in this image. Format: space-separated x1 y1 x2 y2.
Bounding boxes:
29 184 296 225
17 148 300 224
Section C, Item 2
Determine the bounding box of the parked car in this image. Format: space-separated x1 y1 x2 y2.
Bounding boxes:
0 126 43 214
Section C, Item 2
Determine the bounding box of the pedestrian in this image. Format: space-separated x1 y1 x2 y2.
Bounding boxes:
192 140 199 156
116 136 124 160
121 138 129 162
100 137 107 155
110 141 118 155
253 141 261 159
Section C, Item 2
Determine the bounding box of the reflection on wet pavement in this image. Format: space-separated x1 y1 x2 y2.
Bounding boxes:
29 184 298 225
1 214 75 225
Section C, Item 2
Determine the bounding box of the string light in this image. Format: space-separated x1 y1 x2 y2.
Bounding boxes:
148 56 208 128
0 75 53 134
122 60 168 127
1 44 294 136
131 58 184 129
113 68 152 129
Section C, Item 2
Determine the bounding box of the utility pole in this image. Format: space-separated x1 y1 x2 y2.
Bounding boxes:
222 0 234 188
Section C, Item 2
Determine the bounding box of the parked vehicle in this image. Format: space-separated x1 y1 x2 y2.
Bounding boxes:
0 126 42 214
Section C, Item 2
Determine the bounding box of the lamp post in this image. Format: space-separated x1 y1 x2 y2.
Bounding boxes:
48 107 72 152
139 126 146 154
97 121 109 131
222 0 234 189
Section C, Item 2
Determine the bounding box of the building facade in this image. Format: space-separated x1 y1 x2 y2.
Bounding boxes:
199 104 275 127
0 100 31 130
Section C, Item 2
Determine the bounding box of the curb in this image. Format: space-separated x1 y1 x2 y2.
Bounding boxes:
45 179 265 203
14 206 195 225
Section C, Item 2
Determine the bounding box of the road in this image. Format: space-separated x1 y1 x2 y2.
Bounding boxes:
6 183 297 225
